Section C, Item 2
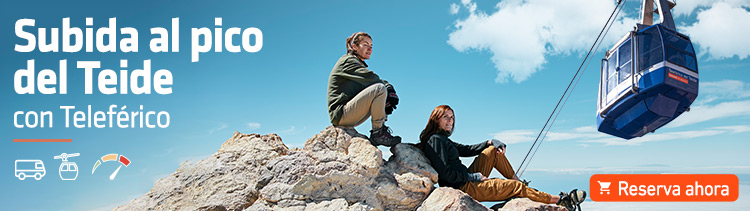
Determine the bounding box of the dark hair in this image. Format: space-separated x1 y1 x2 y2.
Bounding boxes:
346 32 372 54
417 105 455 149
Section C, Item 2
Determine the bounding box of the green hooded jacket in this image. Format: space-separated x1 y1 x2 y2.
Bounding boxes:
327 53 388 125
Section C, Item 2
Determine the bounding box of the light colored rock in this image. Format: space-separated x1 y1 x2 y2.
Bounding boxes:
264 151 315 185
260 183 305 203
374 174 409 207
417 187 491 211
345 202 374 211
395 172 433 194
245 200 273 211
347 137 383 178
303 126 354 154
291 172 381 208
118 126 560 211
118 126 438 211
496 198 567 211
305 198 349 210
374 143 437 210
387 143 439 183
115 132 286 211
276 199 306 208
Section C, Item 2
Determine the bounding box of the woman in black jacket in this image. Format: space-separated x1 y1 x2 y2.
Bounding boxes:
419 105 585 210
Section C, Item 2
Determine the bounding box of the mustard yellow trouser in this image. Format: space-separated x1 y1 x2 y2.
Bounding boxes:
460 146 552 203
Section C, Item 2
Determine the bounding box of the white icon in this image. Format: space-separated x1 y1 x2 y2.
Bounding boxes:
597 181 611 195
54 153 80 180
14 160 46 180
92 154 130 181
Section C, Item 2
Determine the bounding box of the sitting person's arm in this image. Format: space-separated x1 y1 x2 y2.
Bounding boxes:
423 135 483 186
452 141 489 157
336 56 382 86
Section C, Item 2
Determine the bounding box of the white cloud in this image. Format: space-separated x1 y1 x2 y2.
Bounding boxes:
711 125 750 134
491 129 536 144
247 122 261 130
546 126 608 141
667 100 750 128
526 165 750 175
699 80 750 104
584 188 750 211
493 123 750 146
279 126 296 133
207 123 228 134
661 80 750 128
682 2 750 60
673 0 714 17
447 0 750 83
491 126 606 144
672 0 750 17
491 80 750 145
278 126 306 135
447 0 637 83
461 0 476 13
450 3 460 15
583 128 726 146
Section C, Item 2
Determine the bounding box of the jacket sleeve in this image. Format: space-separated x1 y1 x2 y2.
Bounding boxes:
382 79 392 87
338 57 382 86
453 141 489 157
424 136 469 185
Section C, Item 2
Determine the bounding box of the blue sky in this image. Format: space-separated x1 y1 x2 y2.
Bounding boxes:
2 0 749 210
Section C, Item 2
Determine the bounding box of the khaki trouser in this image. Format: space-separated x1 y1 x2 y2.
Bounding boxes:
338 83 387 130
460 146 552 203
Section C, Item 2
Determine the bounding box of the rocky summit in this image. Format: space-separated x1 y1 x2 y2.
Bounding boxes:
116 126 568 211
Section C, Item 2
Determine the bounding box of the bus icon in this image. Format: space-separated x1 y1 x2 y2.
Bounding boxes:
15 160 46 180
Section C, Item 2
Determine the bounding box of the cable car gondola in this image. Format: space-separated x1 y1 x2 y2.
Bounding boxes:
597 0 698 139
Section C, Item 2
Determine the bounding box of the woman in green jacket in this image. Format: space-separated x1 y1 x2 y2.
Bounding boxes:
419 105 586 210
327 32 400 146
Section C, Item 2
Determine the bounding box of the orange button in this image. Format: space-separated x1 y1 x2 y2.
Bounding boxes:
590 174 738 201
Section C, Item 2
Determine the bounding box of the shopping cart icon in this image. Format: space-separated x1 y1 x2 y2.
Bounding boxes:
597 181 611 195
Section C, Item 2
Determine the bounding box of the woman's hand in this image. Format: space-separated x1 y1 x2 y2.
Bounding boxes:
481 174 490 181
488 139 507 155
497 146 506 155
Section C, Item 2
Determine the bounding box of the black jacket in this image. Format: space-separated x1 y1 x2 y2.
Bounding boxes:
423 133 488 189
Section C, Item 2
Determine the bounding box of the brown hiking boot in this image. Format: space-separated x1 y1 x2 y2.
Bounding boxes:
369 125 401 147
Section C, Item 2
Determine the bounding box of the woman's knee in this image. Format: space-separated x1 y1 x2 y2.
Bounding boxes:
508 179 524 188
482 145 497 155
364 83 386 94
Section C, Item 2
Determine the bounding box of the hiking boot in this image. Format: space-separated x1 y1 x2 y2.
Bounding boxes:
369 125 401 147
557 189 586 211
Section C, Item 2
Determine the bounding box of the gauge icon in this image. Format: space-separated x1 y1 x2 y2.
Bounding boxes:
92 154 131 180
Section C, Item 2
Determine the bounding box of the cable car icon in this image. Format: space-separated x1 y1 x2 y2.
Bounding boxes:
14 159 46 180
54 153 80 180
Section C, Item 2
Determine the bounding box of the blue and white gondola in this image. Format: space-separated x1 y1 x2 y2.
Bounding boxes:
596 0 698 139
